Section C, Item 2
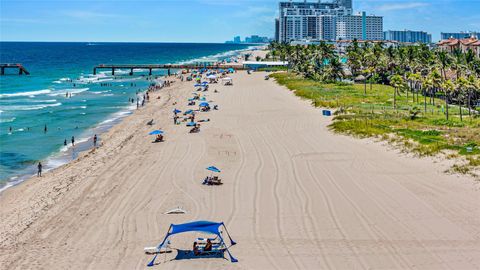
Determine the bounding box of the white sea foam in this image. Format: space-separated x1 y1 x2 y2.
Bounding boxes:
0 103 62 111
0 89 52 98
0 117 16 123
48 88 89 97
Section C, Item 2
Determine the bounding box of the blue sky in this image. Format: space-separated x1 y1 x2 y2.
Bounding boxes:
0 0 478 42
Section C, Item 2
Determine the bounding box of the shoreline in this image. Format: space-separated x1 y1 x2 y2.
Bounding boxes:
0 46 261 194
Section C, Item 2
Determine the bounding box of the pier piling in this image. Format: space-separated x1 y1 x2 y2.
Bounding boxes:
0 63 30 75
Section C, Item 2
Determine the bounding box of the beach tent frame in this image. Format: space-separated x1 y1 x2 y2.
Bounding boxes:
147 221 238 267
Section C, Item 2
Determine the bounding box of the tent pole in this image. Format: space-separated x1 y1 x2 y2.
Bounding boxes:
147 225 172 267
222 223 237 245
218 234 238 263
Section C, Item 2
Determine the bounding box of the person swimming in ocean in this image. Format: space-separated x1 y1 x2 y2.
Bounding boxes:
64 139 67 146
44 124 47 133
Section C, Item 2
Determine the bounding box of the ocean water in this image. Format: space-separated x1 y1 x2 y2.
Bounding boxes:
0 42 251 190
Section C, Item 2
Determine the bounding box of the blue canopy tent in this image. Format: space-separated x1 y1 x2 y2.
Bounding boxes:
199 102 209 107
149 130 164 135
147 221 237 266
207 166 221 173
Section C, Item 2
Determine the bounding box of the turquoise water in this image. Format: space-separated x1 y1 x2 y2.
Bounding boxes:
0 42 251 190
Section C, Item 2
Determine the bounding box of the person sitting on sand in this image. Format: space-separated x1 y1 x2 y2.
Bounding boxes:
204 239 212 252
193 242 200 256
155 134 163 142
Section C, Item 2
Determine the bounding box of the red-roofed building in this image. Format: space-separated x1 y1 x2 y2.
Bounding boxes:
438 37 480 57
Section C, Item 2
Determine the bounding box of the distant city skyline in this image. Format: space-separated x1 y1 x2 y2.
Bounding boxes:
0 0 479 42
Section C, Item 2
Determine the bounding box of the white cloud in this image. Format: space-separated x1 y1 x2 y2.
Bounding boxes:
377 2 428 11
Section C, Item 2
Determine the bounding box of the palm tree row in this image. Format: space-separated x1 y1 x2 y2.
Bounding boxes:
267 40 480 121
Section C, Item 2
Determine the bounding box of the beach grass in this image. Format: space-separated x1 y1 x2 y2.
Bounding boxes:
272 72 480 174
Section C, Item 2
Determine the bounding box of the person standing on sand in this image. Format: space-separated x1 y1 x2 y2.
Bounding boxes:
37 162 42 177
93 134 97 147
71 136 75 146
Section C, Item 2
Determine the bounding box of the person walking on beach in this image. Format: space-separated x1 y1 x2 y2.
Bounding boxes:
37 162 42 177
93 134 97 147
71 136 75 146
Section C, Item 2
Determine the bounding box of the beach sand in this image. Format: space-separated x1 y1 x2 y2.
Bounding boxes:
1 71 479 269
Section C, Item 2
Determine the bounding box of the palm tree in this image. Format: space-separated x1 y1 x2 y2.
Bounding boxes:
442 79 455 120
436 51 452 80
455 77 468 121
390 74 404 110
422 76 433 113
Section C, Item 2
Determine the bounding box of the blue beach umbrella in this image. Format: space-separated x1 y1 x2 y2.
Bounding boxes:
173 109 182 114
199 97 206 101
186 122 197 127
199 102 209 107
201 81 208 85
194 84 203 87
149 130 164 135
206 166 221 173
185 109 194 114
228 68 235 73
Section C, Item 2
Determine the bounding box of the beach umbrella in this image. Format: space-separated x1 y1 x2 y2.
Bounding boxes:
207 74 217 79
173 109 182 114
149 130 164 135
188 98 195 101
194 83 203 87
186 122 197 127
199 102 209 107
206 166 221 173
228 68 235 73
184 109 193 115
201 81 208 85
200 97 206 101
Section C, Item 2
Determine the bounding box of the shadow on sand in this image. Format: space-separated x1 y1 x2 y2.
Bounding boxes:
174 249 226 261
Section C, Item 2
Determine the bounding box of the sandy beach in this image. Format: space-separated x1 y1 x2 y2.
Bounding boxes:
1 70 480 269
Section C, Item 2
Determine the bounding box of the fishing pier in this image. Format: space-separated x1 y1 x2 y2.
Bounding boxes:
0 64 30 75
93 64 246 76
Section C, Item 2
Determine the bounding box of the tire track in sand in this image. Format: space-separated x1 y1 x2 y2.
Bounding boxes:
269 124 332 269
256 126 303 270
248 128 282 270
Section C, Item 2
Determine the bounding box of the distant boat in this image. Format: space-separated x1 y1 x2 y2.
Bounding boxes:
86 43 98 46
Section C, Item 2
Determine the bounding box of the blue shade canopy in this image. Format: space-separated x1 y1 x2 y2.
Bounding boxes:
201 81 208 85
194 84 203 87
199 102 209 107
186 122 197 126
173 109 182 113
228 68 235 72
147 220 238 266
149 130 164 135
206 166 221 173
185 110 194 114
170 221 223 235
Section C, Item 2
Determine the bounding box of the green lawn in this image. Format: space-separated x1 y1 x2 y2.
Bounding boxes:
272 72 480 174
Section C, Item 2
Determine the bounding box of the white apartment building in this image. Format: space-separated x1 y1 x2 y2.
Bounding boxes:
277 1 383 42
